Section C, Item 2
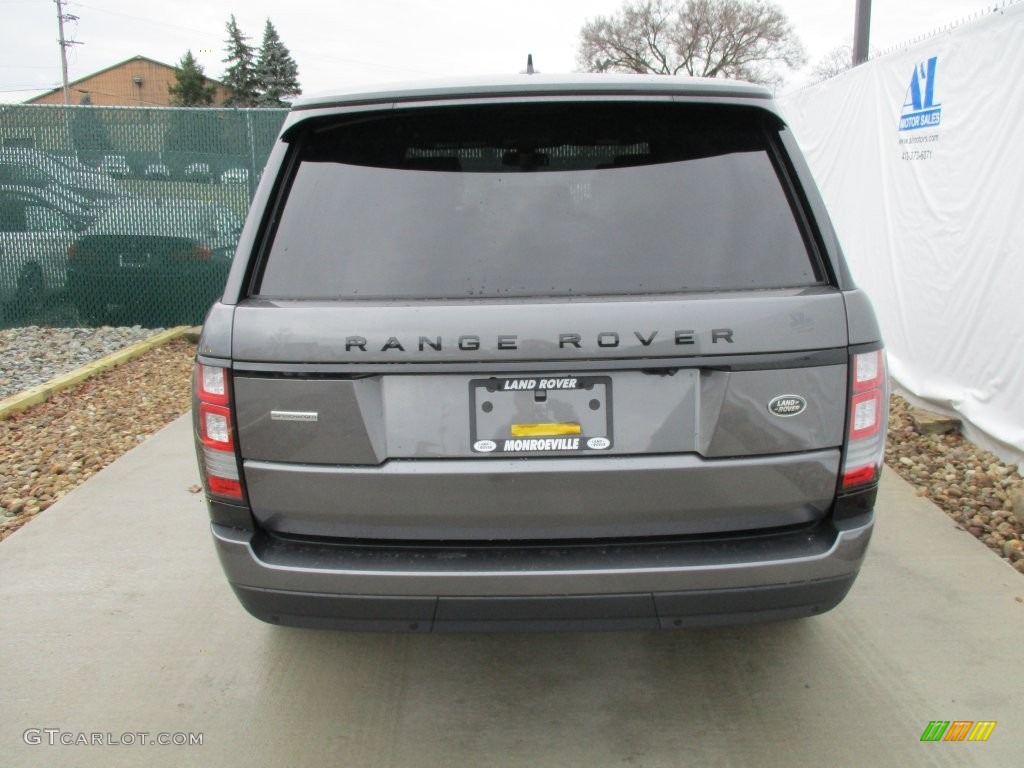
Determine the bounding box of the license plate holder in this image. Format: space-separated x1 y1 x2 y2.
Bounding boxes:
469 375 613 454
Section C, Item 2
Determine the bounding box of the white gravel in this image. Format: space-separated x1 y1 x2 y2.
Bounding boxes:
0 326 164 400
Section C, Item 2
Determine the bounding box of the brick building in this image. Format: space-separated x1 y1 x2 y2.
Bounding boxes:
26 55 231 107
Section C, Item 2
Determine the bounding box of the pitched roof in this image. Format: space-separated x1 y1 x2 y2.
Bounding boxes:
25 55 225 103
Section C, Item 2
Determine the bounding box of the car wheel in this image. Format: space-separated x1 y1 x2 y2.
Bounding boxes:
70 290 109 326
13 263 45 321
0 300 17 326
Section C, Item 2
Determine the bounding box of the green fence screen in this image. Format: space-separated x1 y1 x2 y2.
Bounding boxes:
0 104 287 329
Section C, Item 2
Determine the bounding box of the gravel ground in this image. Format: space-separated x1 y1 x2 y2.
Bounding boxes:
886 394 1024 573
0 326 165 399
1 332 1022 573
0 337 195 541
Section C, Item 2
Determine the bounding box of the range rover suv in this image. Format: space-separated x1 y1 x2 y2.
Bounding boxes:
192 74 888 631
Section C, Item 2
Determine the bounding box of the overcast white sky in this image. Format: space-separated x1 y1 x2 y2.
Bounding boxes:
0 0 1003 103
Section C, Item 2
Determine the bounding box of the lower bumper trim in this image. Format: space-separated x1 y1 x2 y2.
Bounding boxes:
232 576 856 632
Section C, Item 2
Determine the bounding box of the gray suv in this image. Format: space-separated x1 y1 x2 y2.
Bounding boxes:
193 74 888 631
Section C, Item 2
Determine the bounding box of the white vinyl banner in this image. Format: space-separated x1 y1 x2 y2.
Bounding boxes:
779 5 1024 466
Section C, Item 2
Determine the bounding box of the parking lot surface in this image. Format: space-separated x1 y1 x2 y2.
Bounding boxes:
2 414 1022 766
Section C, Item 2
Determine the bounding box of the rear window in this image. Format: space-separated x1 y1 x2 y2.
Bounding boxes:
256 102 820 300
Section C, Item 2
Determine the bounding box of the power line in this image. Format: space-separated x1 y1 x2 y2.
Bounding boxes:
0 85 61 92
60 86 175 107
70 1 221 42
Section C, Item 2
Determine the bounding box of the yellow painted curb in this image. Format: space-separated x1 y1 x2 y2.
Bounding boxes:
0 326 193 420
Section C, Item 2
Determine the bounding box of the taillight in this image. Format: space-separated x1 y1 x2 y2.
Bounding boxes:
197 363 228 404
841 349 888 490
170 244 212 262
69 243 98 260
199 403 234 450
195 363 243 501
852 349 884 393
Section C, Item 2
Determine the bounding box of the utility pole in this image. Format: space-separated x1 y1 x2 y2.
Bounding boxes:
55 0 82 105
853 0 872 66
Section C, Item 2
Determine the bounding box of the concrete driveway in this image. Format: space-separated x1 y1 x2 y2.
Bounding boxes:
2 414 1022 767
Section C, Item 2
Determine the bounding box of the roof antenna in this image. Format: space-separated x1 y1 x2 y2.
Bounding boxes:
525 54 535 75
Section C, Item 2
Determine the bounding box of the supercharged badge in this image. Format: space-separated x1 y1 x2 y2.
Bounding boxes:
271 410 319 422
768 395 807 417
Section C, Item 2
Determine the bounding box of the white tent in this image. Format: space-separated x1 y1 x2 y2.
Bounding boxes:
779 3 1024 466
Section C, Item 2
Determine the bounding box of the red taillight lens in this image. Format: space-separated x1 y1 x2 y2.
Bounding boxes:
852 349 884 393
199 402 234 450
195 363 243 501
197 363 229 404
841 349 888 491
208 475 243 497
169 244 211 262
842 465 878 488
849 390 883 441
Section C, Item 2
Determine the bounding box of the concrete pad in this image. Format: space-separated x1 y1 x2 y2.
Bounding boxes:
1 415 1022 766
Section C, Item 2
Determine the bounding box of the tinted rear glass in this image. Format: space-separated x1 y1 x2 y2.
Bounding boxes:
257 103 819 299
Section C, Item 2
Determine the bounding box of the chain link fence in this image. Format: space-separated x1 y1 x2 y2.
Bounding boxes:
0 104 286 329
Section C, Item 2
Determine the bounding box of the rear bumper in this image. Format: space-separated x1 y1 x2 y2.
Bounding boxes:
210 513 873 631
242 450 843 540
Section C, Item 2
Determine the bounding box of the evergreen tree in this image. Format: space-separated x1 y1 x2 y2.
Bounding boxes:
254 19 301 106
167 50 216 106
222 15 258 106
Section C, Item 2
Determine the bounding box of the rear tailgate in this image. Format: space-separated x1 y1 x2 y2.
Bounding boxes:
230 289 849 540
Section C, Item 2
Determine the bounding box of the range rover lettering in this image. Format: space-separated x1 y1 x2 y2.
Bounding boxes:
193 74 888 631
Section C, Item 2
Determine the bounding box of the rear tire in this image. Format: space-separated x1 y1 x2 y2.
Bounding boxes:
13 263 45 322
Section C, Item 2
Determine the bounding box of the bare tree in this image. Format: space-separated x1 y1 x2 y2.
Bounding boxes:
808 43 880 84
578 0 806 87
809 45 853 84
